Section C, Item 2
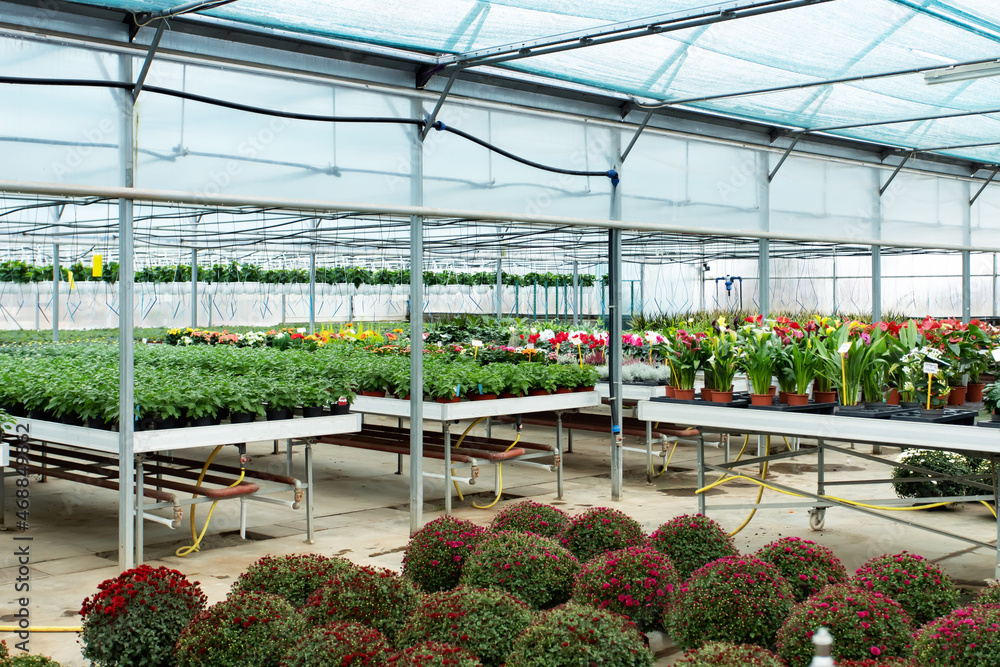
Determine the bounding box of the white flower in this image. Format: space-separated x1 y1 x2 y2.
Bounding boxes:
539 329 556 341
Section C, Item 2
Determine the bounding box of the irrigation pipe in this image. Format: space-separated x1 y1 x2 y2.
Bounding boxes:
450 417 523 509
175 445 246 557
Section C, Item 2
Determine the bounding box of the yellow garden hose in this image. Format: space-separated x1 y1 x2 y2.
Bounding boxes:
449 417 523 509
981 501 998 518
175 445 246 558
727 436 770 537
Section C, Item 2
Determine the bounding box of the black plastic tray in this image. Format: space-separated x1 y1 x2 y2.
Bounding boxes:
750 402 838 415
890 408 979 426
649 396 749 408
835 404 904 420
976 418 1000 429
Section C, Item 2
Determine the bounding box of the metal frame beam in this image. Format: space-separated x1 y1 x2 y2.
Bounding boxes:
880 151 914 196
971 168 999 206
620 110 655 165
420 67 463 140
768 133 804 181
812 106 1000 134
132 20 167 101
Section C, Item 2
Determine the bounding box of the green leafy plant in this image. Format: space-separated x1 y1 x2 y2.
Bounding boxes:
571 545 678 630
666 556 794 650
776 583 913 667
489 500 569 538
559 507 647 563
983 382 1000 414
814 324 888 407
80 565 207 667
913 604 1000 667
853 552 960 625
396 586 533 667
459 531 579 610
1 655 63 666
230 554 355 607
401 516 487 592
675 642 784 667
387 642 484 667
173 591 310 667
505 602 654 667
755 537 848 602
739 327 777 395
891 449 980 499
706 328 740 392
648 514 739 580
278 621 394 667
976 581 1000 604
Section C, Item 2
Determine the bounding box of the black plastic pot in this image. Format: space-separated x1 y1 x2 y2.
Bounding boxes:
191 415 221 427
301 405 328 418
266 407 292 421
3 403 26 417
330 403 351 416
157 415 186 430
28 409 54 422
229 411 256 424
61 413 87 427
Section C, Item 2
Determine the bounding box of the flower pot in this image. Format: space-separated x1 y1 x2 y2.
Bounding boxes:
470 393 498 401
435 396 462 404
28 409 53 422
919 406 944 415
554 387 574 394
664 386 676 398
61 413 86 427
967 382 985 403
711 391 734 403
948 386 967 406
266 407 292 421
900 401 921 409
191 415 221 427
360 390 387 398
887 388 900 405
699 387 714 401
301 406 328 418
573 386 595 392
5 403 26 417
499 392 522 399
229 411 256 424
88 417 117 431
769 385 776 396
750 393 774 406
992 411 1000 423
814 390 838 404
787 393 810 406
528 389 550 396
157 415 186 430
330 403 351 416
673 388 696 401
778 391 789 405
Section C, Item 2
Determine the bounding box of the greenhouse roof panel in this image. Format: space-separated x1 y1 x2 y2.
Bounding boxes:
67 0 1000 163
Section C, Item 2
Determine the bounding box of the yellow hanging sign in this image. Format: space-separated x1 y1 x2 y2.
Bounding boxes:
92 254 103 278
65 269 76 290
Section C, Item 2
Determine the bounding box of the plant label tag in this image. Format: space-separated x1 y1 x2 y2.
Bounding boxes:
992 348 1000 362
337 396 348 406
0 441 6 467
837 342 851 354
923 361 939 374
297 327 307 333
470 340 483 347
526 343 535 350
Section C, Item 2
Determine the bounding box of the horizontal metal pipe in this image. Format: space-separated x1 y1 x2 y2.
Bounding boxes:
142 511 178 528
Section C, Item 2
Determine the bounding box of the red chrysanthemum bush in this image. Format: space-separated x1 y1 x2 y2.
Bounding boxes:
458 531 578 609
401 516 487 592
912 604 1000 667
755 536 848 602
836 660 916 667
301 565 421 642
665 556 794 650
976 581 1000 604
489 499 569 539
649 514 739 580
571 545 678 630
504 602 654 667
2 655 63 666
853 552 960 625
230 553 355 607
173 591 309 667
80 564 207 667
278 621 394 667
775 583 913 667
559 507 646 563
395 586 532 667
675 641 784 667
387 641 484 667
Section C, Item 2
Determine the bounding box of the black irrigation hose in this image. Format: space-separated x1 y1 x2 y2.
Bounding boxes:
0 76 620 182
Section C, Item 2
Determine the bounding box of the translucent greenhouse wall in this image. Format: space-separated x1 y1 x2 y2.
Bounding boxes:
2 30 999 324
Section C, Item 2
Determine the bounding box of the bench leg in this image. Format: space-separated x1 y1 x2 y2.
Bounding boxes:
396 418 404 474
697 434 706 516
646 420 653 484
135 455 144 566
272 439 279 455
556 413 564 500
286 439 293 477
566 428 573 454
444 423 452 515
240 497 247 539
306 442 314 544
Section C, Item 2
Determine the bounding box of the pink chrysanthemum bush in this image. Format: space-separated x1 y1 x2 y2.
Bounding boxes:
489 499 569 539
387 642 484 667
504 602 654 667
301 565 421 642
278 621 394 667
853 552 960 625
396 586 532 667
230 553 355 607
755 536 849 602
976 581 1000 604
674 641 784 667
571 545 678 630
775 583 913 667
402 516 487 592
173 591 309 667
458 531 578 609
79 565 207 667
912 604 1000 667
649 514 739 580
560 507 647 563
836 660 917 667
666 555 794 650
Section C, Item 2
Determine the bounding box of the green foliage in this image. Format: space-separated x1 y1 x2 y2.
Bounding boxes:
278 622 394 667
459 531 579 610
649 514 739 580
976 581 1000 605
892 449 985 499
666 556 795 650
675 642 784 667
401 516 487 593
505 602 653 667
489 500 569 539
80 565 207 667
230 554 355 608
0 656 62 666
571 545 678 630
387 642 484 667
396 586 533 667
853 552 960 625
913 604 1000 667
755 537 848 602
559 507 647 563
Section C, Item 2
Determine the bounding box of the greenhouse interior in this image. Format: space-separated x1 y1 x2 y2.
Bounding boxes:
4 0 1000 665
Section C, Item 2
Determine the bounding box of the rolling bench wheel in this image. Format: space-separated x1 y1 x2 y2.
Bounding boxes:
808 508 826 531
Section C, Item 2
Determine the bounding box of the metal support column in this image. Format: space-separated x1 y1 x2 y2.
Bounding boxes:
572 260 580 327
758 152 770 318
962 250 972 324
51 244 60 342
190 249 197 328
555 412 564 499
409 98 425 535
758 240 770 318
831 247 838 315
609 146 624 501
305 443 314 544
495 256 503 319
309 246 317 334
993 254 997 318
872 246 882 323
443 423 452 514
118 53 136 571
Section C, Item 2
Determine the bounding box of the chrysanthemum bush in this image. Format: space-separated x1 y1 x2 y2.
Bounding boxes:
396 586 532 667
79 565 206 667
489 499 569 539
458 531 578 609
835 660 916 667
301 565 420 642
775 583 913 667
976 580 1000 604
755 536 848 602
853 552 960 625
278 621 394 667
892 449 980 499
402 516 487 592
173 591 309 667
387 642 484 667
505 602 654 667
649 514 738 580
571 545 678 630
912 604 1000 667
674 641 784 667
230 553 354 607
666 555 794 650
1 656 63 666
560 507 646 563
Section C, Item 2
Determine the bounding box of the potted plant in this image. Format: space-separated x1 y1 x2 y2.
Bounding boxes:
501 364 531 399
469 366 505 400
658 330 703 401
785 338 819 406
706 328 739 403
739 327 776 406
814 323 887 408
220 377 265 423
983 382 1000 421
298 380 332 417
426 367 462 403
262 383 299 420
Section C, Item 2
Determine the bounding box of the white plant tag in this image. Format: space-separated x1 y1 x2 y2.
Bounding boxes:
992 348 1000 362
470 340 483 347
837 342 851 354
923 361 939 374
526 343 535 350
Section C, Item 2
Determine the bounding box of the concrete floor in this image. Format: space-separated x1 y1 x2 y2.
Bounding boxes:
1 413 997 665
